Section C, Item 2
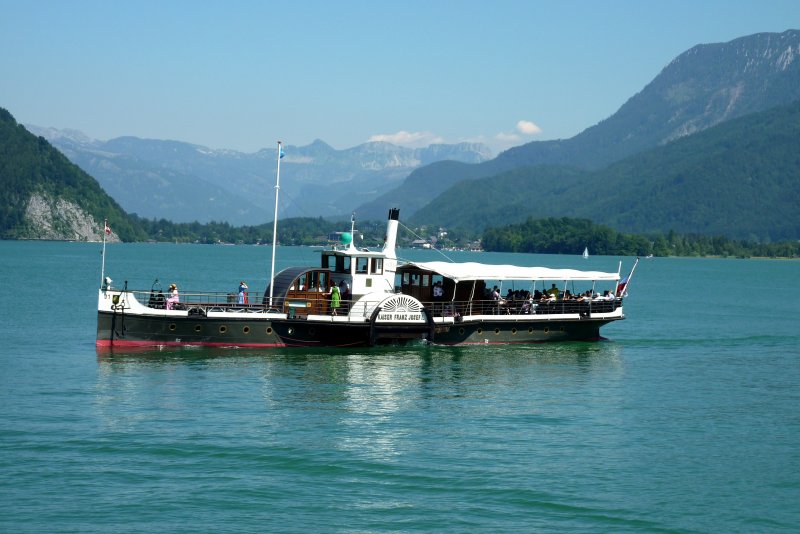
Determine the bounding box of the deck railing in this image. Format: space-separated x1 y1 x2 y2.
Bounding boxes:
122 289 621 318
422 298 621 318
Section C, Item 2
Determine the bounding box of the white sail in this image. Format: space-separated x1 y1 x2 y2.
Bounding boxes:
582 247 589 259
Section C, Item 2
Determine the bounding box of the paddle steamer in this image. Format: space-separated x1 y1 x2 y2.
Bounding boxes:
97 206 633 348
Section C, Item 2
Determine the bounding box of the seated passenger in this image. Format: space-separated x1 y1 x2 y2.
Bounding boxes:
547 284 560 299
166 283 180 310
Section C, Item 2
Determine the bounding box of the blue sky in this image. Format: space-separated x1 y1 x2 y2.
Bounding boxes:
1 0 798 155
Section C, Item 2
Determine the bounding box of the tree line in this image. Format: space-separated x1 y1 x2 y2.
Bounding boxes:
481 217 800 258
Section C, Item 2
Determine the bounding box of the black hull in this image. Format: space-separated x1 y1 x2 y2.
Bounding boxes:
97 310 620 348
430 317 618 344
97 311 434 348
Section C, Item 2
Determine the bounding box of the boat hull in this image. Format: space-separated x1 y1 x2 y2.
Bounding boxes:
430 316 619 345
97 310 620 348
96 311 434 348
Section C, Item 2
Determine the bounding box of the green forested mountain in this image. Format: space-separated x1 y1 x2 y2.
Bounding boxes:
0 108 147 241
412 98 800 241
360 30 800 224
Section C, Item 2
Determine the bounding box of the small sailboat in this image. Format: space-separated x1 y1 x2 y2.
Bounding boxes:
582 246 589 259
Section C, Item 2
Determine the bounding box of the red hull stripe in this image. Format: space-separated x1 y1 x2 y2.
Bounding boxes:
96 339 286 348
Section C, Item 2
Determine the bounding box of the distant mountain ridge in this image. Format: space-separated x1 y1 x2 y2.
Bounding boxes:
357 29 800 220
28 127 492 225
13 29 800 242
411 98 800 241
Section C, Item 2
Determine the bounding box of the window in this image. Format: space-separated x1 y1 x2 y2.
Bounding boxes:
371 258 383 274
356 257 369 273
296 273 307 291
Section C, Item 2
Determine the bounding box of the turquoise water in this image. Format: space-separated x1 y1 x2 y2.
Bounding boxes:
1 241 799 532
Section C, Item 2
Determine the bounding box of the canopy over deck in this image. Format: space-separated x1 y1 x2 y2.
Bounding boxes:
398 261 619 282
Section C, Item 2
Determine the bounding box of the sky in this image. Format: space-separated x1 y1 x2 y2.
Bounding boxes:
1 0 798 155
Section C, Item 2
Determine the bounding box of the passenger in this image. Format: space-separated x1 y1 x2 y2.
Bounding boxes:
166 283 180 310
339 278 351 308
547 283 560 299
491 286 501 300
327 280 341 315
433 281 444 299
238 281 248 304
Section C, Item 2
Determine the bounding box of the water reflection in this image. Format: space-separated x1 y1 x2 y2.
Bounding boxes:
95 342 624 393
94 342 624 460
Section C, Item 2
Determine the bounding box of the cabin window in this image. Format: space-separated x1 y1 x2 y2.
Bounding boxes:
356 257 369 273
371 258 383 274
338 256 351 274
307 273 317 291
322 254 335 270
296 273 308 291
422 274 430 287
318 272 329 290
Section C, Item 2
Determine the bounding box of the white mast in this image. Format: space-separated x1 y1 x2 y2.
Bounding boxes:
100 218 108 288
268 141 283 306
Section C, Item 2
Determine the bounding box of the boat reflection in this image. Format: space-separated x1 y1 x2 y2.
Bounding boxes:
94 342 624 460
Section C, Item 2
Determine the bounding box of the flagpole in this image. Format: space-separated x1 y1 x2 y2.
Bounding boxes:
626 256 640 289
268 141 282 306
617 257 640 297
100 218 108 288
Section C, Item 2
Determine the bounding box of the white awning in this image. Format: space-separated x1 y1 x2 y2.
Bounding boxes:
398 261 619 282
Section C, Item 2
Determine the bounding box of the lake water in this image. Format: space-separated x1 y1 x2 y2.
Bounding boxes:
1 241 798 532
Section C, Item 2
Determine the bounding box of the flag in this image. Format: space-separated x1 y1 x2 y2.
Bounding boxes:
279 146 285 159
104 220 111 236
616 276 629 297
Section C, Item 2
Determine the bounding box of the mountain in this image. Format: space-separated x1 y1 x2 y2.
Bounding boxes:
358 30 800 220
0 109 145 241
29 128 492 225
411 98 800 241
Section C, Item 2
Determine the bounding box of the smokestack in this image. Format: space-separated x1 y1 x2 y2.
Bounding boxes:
383 208 400 259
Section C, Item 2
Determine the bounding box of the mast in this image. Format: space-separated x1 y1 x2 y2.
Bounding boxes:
268 141 283 306
100 218 109 288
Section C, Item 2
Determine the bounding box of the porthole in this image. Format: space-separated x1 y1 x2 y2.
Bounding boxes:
243 326 250 334
494 328 501 335
477 328 483 335
560 327 565 332
266 327 273 335
511 328 517 335
169 323 177 331
219 325 228 334
308 328 316 336
544 327 550 334
458 327 465 335
288 327 294 335
528 327 533 333
194 325 202 333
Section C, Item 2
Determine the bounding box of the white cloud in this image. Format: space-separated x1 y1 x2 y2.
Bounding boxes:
367 130 444 148
516 120 542 135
